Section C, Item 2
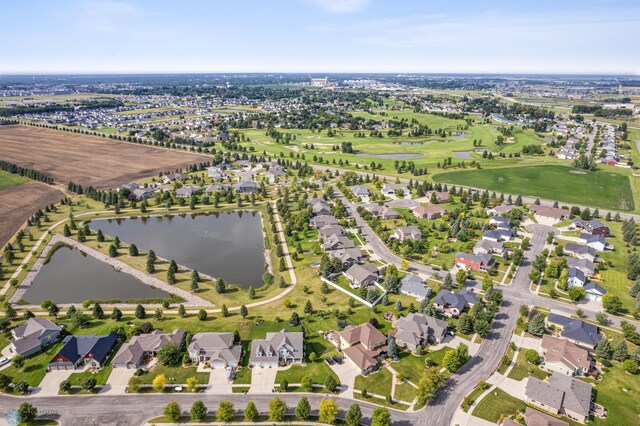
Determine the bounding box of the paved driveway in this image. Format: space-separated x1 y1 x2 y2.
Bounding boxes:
328 361 360 398
35 368 76 396
206 367 232 394
248 366 278 394
102 367 136 395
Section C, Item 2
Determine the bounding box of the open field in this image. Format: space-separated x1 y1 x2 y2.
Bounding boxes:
0 170 27 188
433 165 635 211
0 181 64 248
0 125 209 189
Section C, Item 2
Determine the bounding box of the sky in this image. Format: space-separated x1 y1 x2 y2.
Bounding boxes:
1 0 638 75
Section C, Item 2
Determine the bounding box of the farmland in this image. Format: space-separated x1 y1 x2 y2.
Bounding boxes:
0 125 210 189
433 165 635 211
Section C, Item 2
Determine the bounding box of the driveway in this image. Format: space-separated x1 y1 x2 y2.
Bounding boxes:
248 366 278 394
101 367 136 395
35 368 76 396
388 199 418 209
328 361 360 398
206 367 232 394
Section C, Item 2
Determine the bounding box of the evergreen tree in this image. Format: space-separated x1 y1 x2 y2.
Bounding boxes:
295 397 311 420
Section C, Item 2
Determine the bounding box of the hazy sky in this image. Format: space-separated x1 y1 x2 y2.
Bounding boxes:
1 0 638 74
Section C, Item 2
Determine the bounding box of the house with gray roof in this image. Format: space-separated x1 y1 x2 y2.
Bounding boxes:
310 215 339 229
235 181 258 194
175 185 198 198
351 185 369 199
564 243 596 262
584 283 606 302
546 314 602 349
311 202 332 217
578 234 606 252
344 263 379 288
433 289 479 318
381 183 409 197
524 407 568 426
399 275 432 301
318 225 344 241
10 318 62 357
525 374 592 423
567 268 586 289
112 329 185 369
188 332 242 368
249 330 304 368
322 235 355 252
330 248 365 269
393 226 422 242
566 258 594 278
131 187 154 201
394 313 448 351
473 239 507 257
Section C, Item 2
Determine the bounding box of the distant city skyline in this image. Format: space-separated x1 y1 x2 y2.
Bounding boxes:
1 0 638 75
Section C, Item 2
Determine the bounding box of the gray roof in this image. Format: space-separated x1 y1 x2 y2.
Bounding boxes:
188 332 242 364
566 258 594 274
433 289 476 311
526 377 566 411
12 318 61 340
568 267 585 282
526 374 592 417
249 330 303 364
564 243 596 257
584 283 606 296
547 314 602 347
399 275 431 299
113 329 185 366
579 233 605 245
351 185 369 196
345 264 377 284
395 313 448 345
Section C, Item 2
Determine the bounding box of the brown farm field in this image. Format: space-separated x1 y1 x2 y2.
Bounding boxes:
0 181 65 248
0 125 210 189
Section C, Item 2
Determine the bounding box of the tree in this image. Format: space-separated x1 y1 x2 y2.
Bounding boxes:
135 304 146 319
146 252 156 273
417 367 445 405
301 375 313 392
92 303 104 319
167 268 176 284
164 401 182 422
443 272 453 289
304 300 313 314
458 313 474 334
59 379 71 393
602 294 622 313
319 398 339 424
108 244 118 257
216 278 226 294
129 244 139 256
595 338 612 360
443 344 470 372
268 397 287 421
17 402 38 423
47 303 59 318
153 374 167 392
186 376 199 392
613 340 628 362
474 319 490 338
528 313 546 336
178 304 186 318
240 305 248 318
568 286 586 301
13 380 28 394
280 379 288 391
111 307 122 321
215 400 234 422
248 286 256 299
456 269 467 286
345 403 363 426
198 309 207 321
324 375 338 392
622 359 637 374
244 402 258 422
371 407 391 426
525 349 539 364
596 311 609 325
81 376 97 390
295 397 311 420
11 355 25 370
387 335 398 359
157 342 181 366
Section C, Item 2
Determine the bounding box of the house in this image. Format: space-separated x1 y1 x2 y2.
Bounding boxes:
529 205 570 222
311 215 339 229
338 323 387 372
206 166 227 180
578 234 606 252
564 243 596 262
473 239 507 257
381 183 409 197
162 172 188 183
131 187 154 201
584 283 606 302
351 185 369 199
205 183 231 194
48 333 118 371
236 160 253 170
546 314 602 349
322 235 356 251
540 335 591 377
486 205 516 215
175 186 198 198
265 166 285 183
318 225 345 240
10 318 62 357
433 289 479 317
523 407 568 426
566 258 595 278
235 181 258 194
311 202 332 217
187 333 242 367
482 228 513 242
567 268 586 289
393 226 422 242
426 191 450 204
249 330 304 367
344 263 378 288
489 215 511 228
525 374 592 423
394 313 448 351
413 205 446 220
455 252 495 272
112 329 185 369
399 275 432 301
363 204 399 220
330 248 365 269
572 219 610 237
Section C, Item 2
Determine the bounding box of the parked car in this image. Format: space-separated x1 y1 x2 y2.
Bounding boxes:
332 356 343 364
325 357 335 365
0 357 9 367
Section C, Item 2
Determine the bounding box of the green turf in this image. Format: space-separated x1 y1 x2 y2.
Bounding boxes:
506 349 549 381
590 363 640 425
0 170 27 188
472 387 526 423
433 165 635 211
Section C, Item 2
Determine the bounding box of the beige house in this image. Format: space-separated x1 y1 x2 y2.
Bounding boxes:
338 323 387 373
540 335 591 376
525 374 592 423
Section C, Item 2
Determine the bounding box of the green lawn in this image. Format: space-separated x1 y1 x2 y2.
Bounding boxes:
354 392 410 411
472 387 526 423
2 342 62 387
433 165 635 211
0 170 27 188
130 364 209 386
394 381 417 403
507 350 549 381
354 367 393 397
275 360 338 385
590 363 640 425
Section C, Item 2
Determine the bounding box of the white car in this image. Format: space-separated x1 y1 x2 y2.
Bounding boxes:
0 357 10 367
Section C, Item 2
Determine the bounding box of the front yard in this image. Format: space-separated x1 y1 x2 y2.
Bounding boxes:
472 387 526 423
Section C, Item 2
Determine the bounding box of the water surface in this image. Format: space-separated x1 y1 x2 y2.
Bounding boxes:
355 153 422 160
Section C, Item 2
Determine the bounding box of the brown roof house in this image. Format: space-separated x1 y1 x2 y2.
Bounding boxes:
523 407 569 426
112 329 185 369
525 374 592 423
338 323 387 373
393 226 422 242
540 335 591 377
413 205 446 220
394 313 448 352
249 329 304 368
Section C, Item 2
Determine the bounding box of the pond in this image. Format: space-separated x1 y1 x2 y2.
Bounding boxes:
454 151 473 159
355 153 422 160
89 212 265 288
23 246 170 304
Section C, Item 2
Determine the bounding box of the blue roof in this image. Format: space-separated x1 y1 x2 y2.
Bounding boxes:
547 314 601 347
56 333 118 365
